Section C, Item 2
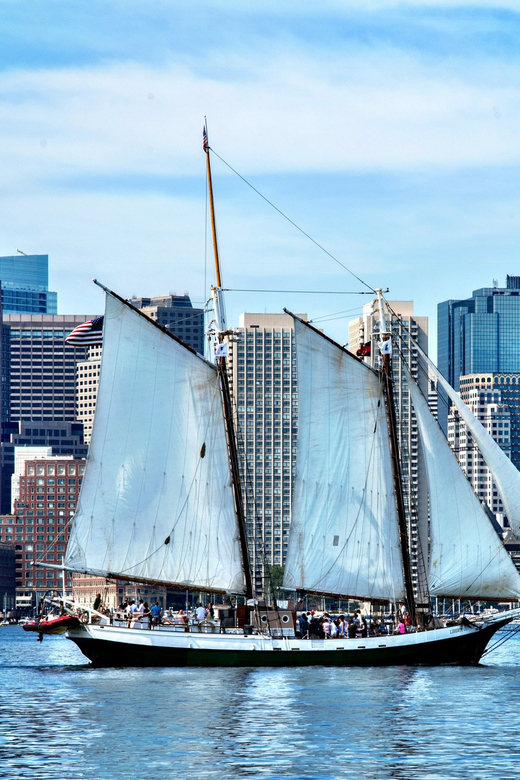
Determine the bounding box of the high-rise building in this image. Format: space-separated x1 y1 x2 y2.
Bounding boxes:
0 254 57 314
437 275 520 432
129 294 204 354
227 313 301 596
349 300 429 595
4 313 98 423
0 314 92 511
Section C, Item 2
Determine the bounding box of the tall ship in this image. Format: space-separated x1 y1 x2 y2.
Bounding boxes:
37 125 520 666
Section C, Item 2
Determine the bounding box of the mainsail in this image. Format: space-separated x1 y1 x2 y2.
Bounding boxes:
283 316 406 601
65 292 246 593
405 366 520 599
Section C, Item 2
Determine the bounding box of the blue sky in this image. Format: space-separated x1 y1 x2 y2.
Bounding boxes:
2 0 520 357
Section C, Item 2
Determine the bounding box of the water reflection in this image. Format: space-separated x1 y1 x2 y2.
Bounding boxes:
1 628 520 779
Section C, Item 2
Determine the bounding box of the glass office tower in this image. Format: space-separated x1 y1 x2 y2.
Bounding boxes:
0 255 57 314
437 275 520 432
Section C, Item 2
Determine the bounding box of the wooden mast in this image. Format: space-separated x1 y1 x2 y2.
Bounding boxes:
203 118 254 601
376 290 417 626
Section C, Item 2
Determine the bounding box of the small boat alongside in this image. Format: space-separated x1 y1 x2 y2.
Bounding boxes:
23 614 80 636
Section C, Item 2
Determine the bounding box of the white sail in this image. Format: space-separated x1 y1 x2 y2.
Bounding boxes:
283 317 406 601
66 293 246 593
406 366 520 599
417 344 520 538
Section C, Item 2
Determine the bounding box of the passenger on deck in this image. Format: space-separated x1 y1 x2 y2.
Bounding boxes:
162 609 174 625
308 614 321 639
297 612 308 638
174 609 187 626
141 602 152 628
323 617 331 638
126 600 138 627
150 603 162 629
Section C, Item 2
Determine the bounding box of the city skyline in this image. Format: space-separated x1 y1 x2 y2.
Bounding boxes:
1 2 520 358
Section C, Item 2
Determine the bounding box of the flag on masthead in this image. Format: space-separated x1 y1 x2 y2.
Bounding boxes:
203 120 209 152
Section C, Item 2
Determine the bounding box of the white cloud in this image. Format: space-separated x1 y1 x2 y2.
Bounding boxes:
2 2 520 353
1 42 520 193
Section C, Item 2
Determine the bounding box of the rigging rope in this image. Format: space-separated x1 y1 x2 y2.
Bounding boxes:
209 147 377 296
481 623 520 657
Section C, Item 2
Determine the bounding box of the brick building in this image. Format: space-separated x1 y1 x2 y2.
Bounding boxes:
10 456 86 604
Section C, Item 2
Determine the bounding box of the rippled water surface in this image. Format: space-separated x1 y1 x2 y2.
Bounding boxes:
1 626 520 779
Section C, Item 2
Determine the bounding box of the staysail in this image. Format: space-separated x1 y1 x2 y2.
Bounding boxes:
416 344 520 538
283 315 406 601
405 366 520 599
65 292 246 593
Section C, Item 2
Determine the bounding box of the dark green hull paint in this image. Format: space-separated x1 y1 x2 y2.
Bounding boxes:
67 621 506 668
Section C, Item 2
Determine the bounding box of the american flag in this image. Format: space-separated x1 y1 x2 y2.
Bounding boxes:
65 316 104 346
203 120 209 152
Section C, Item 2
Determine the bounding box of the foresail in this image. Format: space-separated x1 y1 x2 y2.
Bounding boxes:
418 345 520 538
65 292 246 594
283 316 406 602
405 366 520 599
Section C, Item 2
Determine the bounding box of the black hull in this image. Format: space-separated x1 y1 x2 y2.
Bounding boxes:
66 621 507 668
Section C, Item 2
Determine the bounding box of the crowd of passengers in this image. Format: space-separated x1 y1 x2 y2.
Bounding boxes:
297 610 412 638
96 598 214 629
92 594 413 636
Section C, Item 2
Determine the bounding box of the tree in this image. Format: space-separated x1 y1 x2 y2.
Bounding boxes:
265 565 285 602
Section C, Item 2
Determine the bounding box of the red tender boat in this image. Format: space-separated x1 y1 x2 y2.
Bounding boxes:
23 614 80 636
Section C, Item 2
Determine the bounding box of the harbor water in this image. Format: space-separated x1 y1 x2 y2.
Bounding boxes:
1 625 520 780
